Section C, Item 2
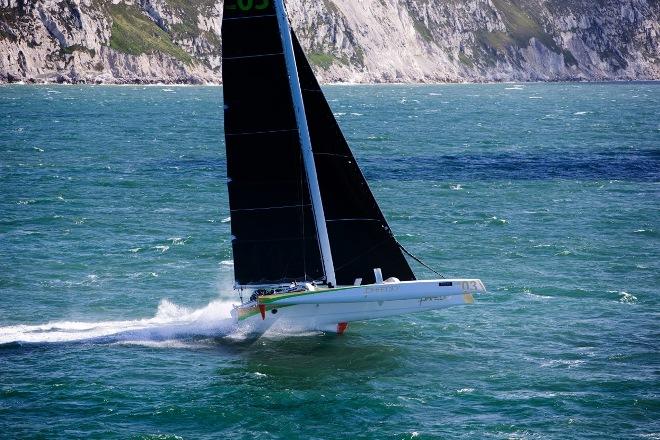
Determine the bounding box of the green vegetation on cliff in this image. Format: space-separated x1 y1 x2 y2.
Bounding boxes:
108 3 192 65
308 52 337 69
476 0 559 54
0 0 656 83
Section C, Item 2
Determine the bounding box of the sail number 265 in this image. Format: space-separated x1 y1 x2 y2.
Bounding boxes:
226 0 270 11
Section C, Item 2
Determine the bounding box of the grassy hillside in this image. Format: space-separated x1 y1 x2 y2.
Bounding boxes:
108 3 193 65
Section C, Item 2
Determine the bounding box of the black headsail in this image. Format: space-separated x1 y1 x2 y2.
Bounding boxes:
222 0 323 285
291 34 416 285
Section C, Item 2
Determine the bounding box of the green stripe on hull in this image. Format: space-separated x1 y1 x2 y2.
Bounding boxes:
257 285 359 305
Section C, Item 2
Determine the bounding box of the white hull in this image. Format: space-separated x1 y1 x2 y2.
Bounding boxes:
231 279 485 334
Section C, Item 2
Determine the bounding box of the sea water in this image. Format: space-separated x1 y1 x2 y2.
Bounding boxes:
0 83 658 439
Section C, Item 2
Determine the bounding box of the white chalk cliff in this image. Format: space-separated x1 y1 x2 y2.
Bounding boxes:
0 0 658 83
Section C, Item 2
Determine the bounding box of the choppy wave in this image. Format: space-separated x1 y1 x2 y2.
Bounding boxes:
0 299 238 345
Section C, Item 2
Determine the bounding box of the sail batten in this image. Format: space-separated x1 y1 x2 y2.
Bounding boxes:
225 128 298 137
223 52 284 60
231 203 312 212
326 218 382 222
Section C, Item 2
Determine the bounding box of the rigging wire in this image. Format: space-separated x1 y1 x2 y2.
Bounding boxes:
397 243 446 279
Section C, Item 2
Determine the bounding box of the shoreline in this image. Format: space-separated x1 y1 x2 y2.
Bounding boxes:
1 79 658 87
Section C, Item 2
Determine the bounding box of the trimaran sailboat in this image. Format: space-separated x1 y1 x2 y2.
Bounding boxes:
223 0 485 334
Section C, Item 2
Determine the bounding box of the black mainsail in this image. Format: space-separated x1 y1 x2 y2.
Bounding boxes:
222 0 323 285
222 0 415 287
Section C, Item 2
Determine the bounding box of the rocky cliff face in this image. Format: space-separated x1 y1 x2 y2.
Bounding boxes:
1 0 658 84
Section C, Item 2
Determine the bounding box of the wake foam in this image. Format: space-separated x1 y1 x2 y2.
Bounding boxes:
0 299 239 346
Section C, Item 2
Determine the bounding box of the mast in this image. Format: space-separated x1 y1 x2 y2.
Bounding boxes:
274 0 337 287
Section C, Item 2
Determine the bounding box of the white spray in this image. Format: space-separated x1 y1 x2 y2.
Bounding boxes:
0 298 239 345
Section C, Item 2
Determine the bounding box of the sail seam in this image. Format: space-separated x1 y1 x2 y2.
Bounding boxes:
326 218 380 222
235 237 317 243
226 128 298 136
314 152 351 158
223 52 284 60
231 204 312 212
